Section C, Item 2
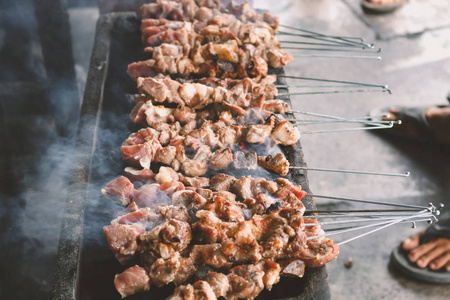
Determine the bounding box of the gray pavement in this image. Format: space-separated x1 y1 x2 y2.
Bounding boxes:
255 0 450 298
63 2 450 300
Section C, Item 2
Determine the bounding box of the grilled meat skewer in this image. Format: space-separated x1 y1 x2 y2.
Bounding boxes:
103 174 338 299
136 74 281 110
140 0 279 30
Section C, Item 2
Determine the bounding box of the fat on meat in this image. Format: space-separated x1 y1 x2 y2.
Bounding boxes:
114 265 151 298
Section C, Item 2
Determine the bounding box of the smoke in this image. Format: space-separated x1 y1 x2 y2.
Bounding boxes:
0 1 94 299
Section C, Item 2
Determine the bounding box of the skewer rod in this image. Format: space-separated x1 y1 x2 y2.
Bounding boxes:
291 167 410 177
305 217 433 227
278 88 390 96
307 211 431 241
282 47 381 54
278 25 371 47
336 212 432 246
311 194 424 209
300 123 393 133
292 54 382 60
278 76 388 89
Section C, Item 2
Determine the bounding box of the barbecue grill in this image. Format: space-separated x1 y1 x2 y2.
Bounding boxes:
52 12 331 300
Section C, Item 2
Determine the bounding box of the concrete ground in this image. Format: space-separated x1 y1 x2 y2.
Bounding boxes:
255 0 450 298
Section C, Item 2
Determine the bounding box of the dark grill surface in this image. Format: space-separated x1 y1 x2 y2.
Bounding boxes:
53 12 331 300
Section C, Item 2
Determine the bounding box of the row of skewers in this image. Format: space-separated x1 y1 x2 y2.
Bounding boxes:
101 1 442 299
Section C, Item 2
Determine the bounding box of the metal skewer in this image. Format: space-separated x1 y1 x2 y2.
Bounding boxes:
282 46 382 54
277 31 365 48
307 210 432 242
300 123 394 134
277 88 389 96
310 194 423 209
335 211 435 246
289 119 400 126
287 110 397 133
279 40 368 48
278 75 389 89
291 53 382 60
304 217 435 227
276 84 384 89
290 167 410 177
278 25 373 48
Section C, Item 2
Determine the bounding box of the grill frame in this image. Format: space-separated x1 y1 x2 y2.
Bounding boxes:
52 12 331 300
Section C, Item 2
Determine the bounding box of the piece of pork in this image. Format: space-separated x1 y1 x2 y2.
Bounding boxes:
114 265 151 298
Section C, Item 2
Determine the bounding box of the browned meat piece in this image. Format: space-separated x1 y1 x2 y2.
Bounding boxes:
294 238 340 267
180 176 210 188
257 153 290 176
245 123 272 144
255 260 281 291
216 126 241 148
114 265 151 298
124 167 156 182
222 225 261 263
261 99 290 113
168 280 216 300
262 12 279 30
233 151 257 170
261 227 290 260
274 178 308 203
227 264 264 300
140 219 191 258
158 205 190 222
203 271 229 298
246 56 268 80
196 188 213 201
148 253 182 287
173 105 197 125
195 6 213 22
172 256 198 286
172 190 207 209
145 103 177 126
212 190 236 202
102 176 135 206
232 176 253 200
267 49 294 69
271 120 300 146
208 195 245 222
209 149 233 170
155 166 180 184
154 146 177 165
192 210 237 243
279 259 305 278
179 82 214 109
137 76 170 102
181 159 208 177
125 127 160 146
191 243 232 269
104 224 146 265
210 173 236 191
